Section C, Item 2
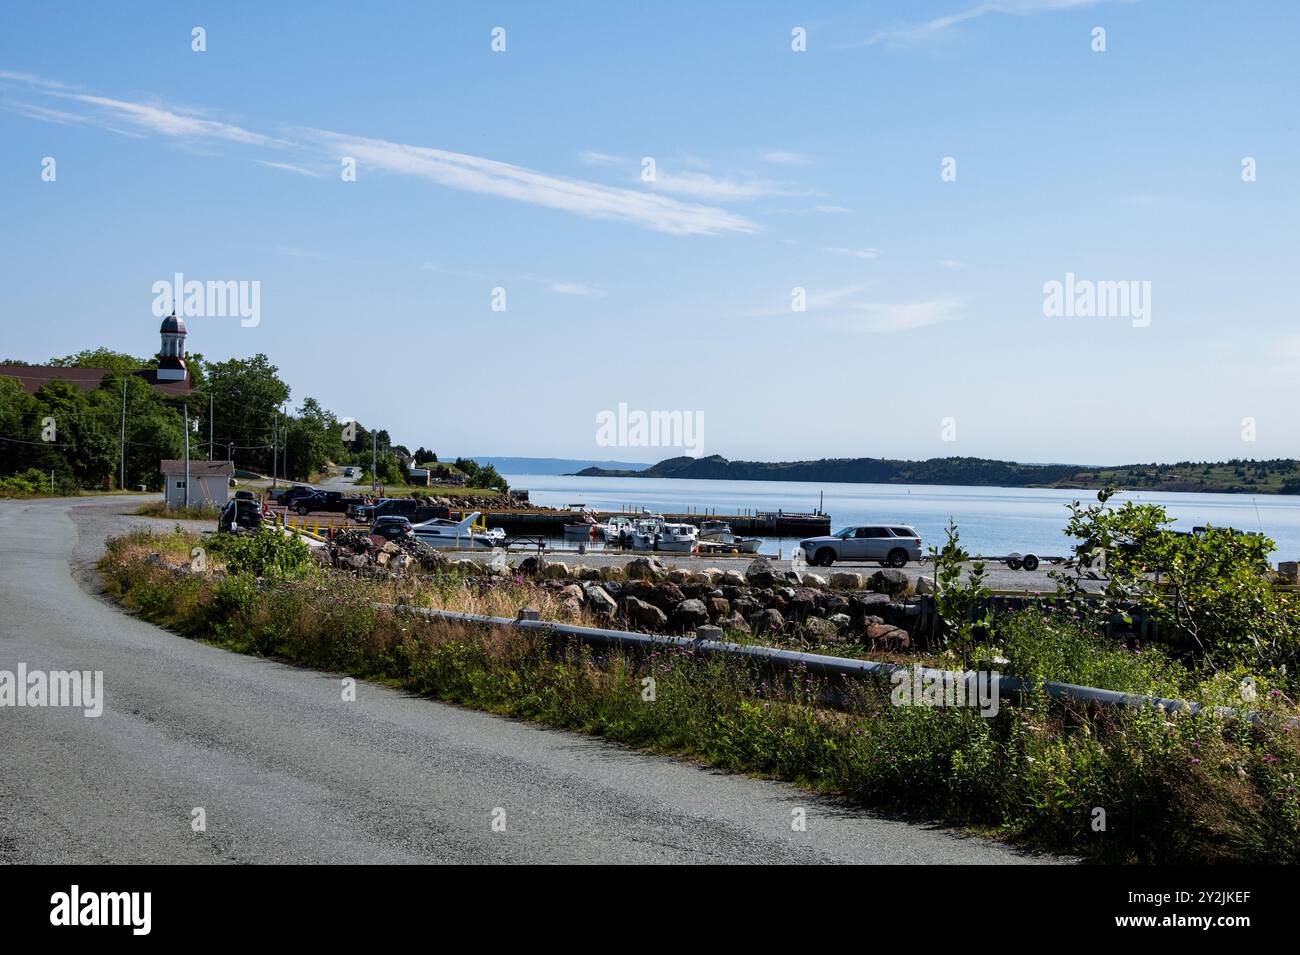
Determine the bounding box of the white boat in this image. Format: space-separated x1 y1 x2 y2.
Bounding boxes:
656 522 699 553
602 515 635 544
697 519 761 553
411 511 503 550
628 516 664 550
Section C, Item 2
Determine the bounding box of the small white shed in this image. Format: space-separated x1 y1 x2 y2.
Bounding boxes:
159 459 234 509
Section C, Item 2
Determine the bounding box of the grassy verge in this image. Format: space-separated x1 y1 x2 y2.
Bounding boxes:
98 528 1300 863
132 501 220 520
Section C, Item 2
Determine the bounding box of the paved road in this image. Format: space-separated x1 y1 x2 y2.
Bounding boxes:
0 496 1060 863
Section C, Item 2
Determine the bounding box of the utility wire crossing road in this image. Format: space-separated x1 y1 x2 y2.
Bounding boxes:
0 496 1059 864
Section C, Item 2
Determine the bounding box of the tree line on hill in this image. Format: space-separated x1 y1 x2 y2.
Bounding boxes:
573 454 1300 495
0 347 502 496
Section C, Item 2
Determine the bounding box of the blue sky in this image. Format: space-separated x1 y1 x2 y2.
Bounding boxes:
2 0 1297 465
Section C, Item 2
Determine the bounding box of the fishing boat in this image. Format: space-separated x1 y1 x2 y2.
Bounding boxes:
602 515 635 544
563 506 601 537
656 522 699 553
628 516 665 550
697 519 761 553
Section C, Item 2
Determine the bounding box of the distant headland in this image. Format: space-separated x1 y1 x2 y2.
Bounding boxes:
570 454 1300 495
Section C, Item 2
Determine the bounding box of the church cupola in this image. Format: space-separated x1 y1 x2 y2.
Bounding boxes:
157 310 188 382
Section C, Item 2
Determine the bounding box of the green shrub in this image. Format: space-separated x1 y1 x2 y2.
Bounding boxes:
212 528 314 580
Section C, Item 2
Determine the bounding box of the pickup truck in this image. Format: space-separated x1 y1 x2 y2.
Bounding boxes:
349 497 450 524
271 485 316 508
290 490 354 515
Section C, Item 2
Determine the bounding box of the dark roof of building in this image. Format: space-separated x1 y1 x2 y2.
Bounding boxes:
0 365 192 395
159 459 234 476
160 313 187 334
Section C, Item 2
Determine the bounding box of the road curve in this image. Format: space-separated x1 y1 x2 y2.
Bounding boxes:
0 496 1059 864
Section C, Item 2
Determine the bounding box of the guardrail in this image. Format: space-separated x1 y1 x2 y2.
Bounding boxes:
378 602 1281 724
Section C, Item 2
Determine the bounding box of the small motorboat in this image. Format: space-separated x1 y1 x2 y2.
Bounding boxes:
411 511 503 549
656 522 699 553
562 505 600 537
697 519 761 553
628 516 665 550
602 515 635 545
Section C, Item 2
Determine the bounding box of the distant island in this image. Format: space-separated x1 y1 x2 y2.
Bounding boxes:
571 454 1300 495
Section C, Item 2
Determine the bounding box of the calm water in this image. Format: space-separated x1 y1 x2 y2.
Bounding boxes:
504 473 1300 559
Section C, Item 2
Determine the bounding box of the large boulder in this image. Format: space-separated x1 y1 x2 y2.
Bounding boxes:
914 575 940 596
785 587 820 622
645 582 686 613
724 612 752 636
744 557 779 588
583 584 618 618
799 572 827 589
671 598 710 632
541 561 571 580
668 568 692 585
802 616 841 645
623 596 668 630
575 565 603 581
869 569 911 597
721 570 747 587
692 568 723 587
706 596 730 620
749 607 785 636
517 555 546 577
830 571 863 589
559 583 585 604
864 622 911 648
626 556 668 581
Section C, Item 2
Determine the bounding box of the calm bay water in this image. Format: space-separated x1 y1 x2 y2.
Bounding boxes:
504 473 1300 560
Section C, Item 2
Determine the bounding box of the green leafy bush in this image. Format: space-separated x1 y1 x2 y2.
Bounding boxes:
212 528 315 580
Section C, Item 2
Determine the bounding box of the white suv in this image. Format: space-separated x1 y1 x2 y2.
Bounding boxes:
798 525 922 568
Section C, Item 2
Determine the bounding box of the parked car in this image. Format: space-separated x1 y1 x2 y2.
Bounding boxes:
350 498 449 524
272 485 315 507
218 498 263 533
370 516 414 541
291 490 351 515
799 524 922 568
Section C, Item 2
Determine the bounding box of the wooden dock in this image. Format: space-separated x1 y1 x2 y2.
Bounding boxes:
451 508 832 537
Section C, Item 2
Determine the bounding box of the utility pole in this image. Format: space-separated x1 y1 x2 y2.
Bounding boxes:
371 430 377 492
119 378 126 491
272 409 278 490
183 403 191 510
208 392 213 461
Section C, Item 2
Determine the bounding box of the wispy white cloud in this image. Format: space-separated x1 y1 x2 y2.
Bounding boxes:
0 70 760 238
739 284 964 333
578 150 624 166
938 258 969 269
647 168 803 202
838 299 965 333
859 0 1123 47
302 130 759 236
815 204 850 214
52 92 280 145
546 280 606 298
761 150 813 166
256 160 324 178
825 246 881 261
